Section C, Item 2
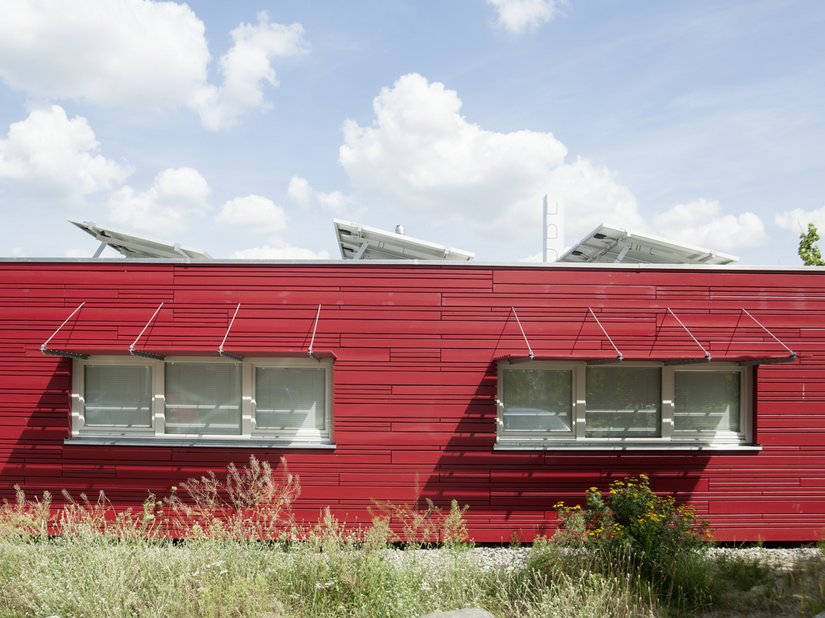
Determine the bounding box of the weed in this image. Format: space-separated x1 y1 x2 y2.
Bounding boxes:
1 464 823 617
163 455 300 540
0 484 51 539
369 496 471 549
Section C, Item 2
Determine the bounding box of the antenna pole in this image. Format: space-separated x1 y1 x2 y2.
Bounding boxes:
542 195 548 263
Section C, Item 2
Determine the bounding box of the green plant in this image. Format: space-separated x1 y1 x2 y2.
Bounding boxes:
553 474 713 610
799 222 825 266
554 475 710 555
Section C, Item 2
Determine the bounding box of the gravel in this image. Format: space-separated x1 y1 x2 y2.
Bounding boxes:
379 545 823 574
707 546 824 570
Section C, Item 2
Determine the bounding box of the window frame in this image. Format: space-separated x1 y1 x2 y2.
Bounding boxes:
249 358 332 444
669 363 751 445
496 360 753 448
71 355 333 446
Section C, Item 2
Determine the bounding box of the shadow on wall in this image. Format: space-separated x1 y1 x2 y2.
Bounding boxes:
414 363 714 543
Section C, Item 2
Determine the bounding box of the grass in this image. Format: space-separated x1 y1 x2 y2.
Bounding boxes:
0 459 823 617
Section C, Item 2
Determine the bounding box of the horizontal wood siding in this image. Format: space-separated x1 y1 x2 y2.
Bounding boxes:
0 261 824 541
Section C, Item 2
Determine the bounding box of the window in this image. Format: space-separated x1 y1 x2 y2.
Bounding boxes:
83 363 152 428
71 356 333 445
672 367 745 445
252 361 328 442
585 366 661 438
497 361 751 448
166 362 242 435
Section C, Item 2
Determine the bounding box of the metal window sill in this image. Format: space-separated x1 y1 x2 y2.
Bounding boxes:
65 437 336 449
494 442 762 452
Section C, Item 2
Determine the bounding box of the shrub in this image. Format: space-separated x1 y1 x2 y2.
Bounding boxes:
554 474 710 556
553 474 713 609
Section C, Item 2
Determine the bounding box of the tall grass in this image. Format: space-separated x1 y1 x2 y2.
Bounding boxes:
0 460 822 617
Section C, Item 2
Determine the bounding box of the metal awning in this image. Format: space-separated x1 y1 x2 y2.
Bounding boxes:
499 307 797 365
41 302 335 361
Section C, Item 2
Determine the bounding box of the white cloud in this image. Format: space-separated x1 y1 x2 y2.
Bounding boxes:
315 190 348 210
231 244 329 260
9 247 27 258
340 73 567 214
653 199 767 250
339 73 639 245
0 2 307 130
107 167 211 233
487 0 563 34
0 105 131 199
544 157 644 237
216 194 287 233
775 206 825 234
287 175 312 204
287 174 350 211
216 190 328 259
192 12 309 130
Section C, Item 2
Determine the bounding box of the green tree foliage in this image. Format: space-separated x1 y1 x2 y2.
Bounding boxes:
799 223 825 266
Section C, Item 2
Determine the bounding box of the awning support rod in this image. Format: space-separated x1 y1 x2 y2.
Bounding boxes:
588 307 623 362
308 304 322 361
667 308 711 361
130 303 165 360
511 306 534 360
219 303 243 362
40 302 88 359
741 308 797 362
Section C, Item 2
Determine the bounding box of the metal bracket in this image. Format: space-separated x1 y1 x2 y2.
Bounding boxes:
587 307 623 362
130 303 165 359
352 243 369 260
218 303 243 361
511 306 534 360
308 304 322 361
739 308 797 363
664 307 711 363
40 303 88 358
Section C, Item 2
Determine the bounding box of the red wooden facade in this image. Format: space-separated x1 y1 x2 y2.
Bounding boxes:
1 259 824 542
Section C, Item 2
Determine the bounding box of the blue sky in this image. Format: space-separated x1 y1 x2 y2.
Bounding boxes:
0 0 823 264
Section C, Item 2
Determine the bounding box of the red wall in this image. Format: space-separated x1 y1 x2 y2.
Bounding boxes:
1 260 824 542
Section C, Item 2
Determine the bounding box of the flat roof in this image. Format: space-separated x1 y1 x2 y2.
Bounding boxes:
1 256 817 272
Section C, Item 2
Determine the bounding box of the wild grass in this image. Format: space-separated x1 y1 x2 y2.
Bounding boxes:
0 460 823 617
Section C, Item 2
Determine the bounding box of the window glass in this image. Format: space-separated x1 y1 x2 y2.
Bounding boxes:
674 370 741 432
84 365 152 427
502 367 573 432
165 363 241 435
586 366 661 437
255 366 326 431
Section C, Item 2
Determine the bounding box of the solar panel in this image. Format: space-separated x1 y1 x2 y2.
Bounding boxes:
70 220 211 260
333 219 474 261
558 223 738 265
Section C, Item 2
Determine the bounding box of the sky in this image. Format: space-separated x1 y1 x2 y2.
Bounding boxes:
0 0 823 264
